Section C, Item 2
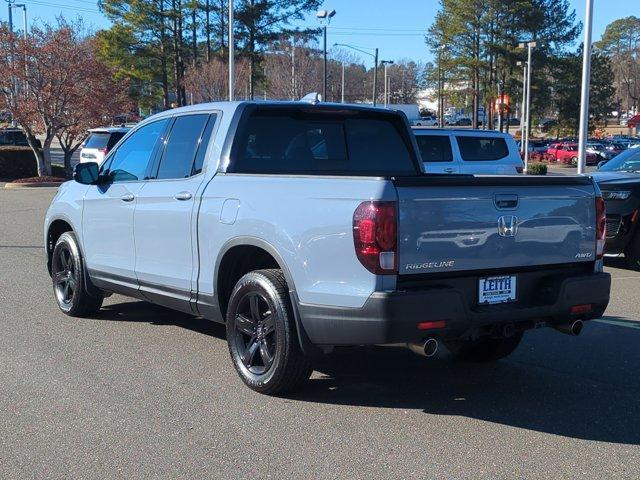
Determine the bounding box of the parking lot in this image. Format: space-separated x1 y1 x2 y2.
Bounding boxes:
1 186 640 478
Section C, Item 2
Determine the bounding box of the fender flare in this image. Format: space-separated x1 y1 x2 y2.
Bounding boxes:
214 236 323 357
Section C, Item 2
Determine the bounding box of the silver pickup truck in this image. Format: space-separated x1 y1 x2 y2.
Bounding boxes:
45 101 611 394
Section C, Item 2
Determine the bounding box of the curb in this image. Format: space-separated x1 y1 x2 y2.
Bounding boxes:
4 181 63 189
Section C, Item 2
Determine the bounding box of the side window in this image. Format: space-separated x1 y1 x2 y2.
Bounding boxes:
105 119 170 182
456 136 509 161
415 135 453 162
155 114 209 179
192 114 217 175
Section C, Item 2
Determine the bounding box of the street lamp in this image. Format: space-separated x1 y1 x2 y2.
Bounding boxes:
317 9 336 102
516 60 527 152
577 0 594 174
228 0 234 101
519 40 536 172
334 43 379 106
381 60 393 107
437 45 445 128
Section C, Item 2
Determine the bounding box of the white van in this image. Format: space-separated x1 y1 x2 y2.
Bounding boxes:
412 127 524 174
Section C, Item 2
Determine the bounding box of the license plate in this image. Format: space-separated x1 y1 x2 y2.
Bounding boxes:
478 275 517 305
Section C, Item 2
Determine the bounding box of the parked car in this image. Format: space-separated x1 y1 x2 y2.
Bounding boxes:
587 142 616 161
454 117 472 126
412 115 438 127
45 101 610 394
0 128 41 148
592 147 640 269
602 141 627 157
546 142 598 165
79 126 131 165
538 119 557 132
412 127 523 174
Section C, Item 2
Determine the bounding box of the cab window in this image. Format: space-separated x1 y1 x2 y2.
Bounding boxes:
104 119 170 182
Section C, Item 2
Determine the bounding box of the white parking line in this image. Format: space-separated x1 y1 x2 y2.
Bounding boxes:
595 318 640 329
610 276 640 280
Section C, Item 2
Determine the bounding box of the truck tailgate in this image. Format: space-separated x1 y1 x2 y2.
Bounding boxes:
394 175 597 275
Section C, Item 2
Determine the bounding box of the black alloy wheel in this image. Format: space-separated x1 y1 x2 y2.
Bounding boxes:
233 292 278 374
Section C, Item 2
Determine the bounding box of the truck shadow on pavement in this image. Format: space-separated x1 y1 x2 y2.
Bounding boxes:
298 318 640 446
96 301 640 445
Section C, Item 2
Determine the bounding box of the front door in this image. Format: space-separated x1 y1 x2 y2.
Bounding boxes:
133 113 216 308
82 118 170 291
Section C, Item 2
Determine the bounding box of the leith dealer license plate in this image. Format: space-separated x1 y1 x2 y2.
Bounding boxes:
478 275 517 305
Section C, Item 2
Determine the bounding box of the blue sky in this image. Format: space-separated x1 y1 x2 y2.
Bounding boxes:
1 0 634 66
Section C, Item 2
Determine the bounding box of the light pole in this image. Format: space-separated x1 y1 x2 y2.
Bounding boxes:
519 41 536 172
577 0 594 175
341 61 345 103
381 60 393 107
334 43 379 106
228 0 234 101
516 60 527 152
317 9 336 102
437 45 445 128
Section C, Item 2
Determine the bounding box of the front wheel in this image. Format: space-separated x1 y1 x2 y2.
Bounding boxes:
226 269 312 395
51 231 103 316
445 332 523 362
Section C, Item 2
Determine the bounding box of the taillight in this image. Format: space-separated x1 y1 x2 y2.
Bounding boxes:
596 196 606 259
98 148 108 155
353 201 397 274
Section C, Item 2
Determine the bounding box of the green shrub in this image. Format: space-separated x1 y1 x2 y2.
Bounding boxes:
0 146 37 179
51 164 68 178
526 162 548 175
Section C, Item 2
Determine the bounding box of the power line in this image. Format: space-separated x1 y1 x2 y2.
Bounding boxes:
26 0 99 13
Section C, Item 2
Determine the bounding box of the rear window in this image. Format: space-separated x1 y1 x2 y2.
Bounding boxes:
231 109 417 175
456 136 509 161
107 132 126 150
84 133 111 149
415 135 453 162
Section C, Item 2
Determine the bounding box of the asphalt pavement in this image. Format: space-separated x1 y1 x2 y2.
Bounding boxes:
1 187 640 479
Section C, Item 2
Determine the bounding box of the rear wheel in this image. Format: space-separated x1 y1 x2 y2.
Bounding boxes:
226 269 312 395
570 156 578 166
51 232 103 316
446 332 523 362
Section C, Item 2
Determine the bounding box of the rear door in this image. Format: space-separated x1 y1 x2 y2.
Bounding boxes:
414 133 460 173
133 113 216 308
394 176 597 275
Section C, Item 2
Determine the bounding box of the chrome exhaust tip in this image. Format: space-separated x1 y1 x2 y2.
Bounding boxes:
553 319 584 336
407 338 439 357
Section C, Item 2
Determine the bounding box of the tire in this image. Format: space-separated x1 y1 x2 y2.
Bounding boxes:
226 269 312 395
446 332 523 362
51 231 103 317
570 156 578 166
624 234 640 271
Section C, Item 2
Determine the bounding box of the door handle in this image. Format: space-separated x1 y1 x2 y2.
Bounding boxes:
444 168 456 173
120 193 135 202
174 191 192 201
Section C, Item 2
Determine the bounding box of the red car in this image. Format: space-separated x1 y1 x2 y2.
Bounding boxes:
546 142 598 165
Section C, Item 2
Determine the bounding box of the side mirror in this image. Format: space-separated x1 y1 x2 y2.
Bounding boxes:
597 160 607 170
74 162 100 185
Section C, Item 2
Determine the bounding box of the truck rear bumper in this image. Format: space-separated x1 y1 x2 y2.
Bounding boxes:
298 271 611 346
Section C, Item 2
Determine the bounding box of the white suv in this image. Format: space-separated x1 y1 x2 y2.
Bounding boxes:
80 127 131 165
412 127 524 174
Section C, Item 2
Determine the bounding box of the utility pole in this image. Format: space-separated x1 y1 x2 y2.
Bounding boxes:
577 0 594 175
381 60 393 107
228 0 234 101
316 9 336 102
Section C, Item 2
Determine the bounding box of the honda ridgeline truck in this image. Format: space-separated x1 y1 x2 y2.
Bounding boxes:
45 101 611 394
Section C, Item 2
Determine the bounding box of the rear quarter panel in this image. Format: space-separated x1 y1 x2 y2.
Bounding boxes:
197 174 396 308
